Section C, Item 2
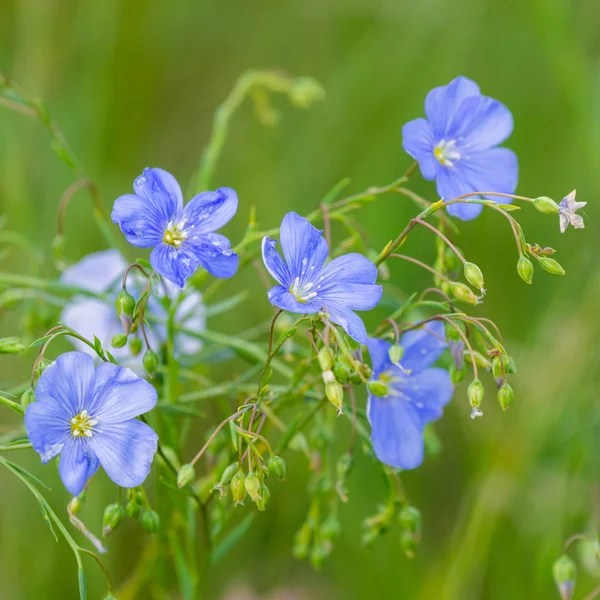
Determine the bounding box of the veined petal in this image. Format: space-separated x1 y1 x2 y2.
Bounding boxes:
436 167 484 220
87 363 157 423
319 253 378 284
186 233 239 279
425 76 481 137
60 250 126 294
35 352 96 416
267 285 322 314
279 212 329 281
402 118 439 180
396 367 453 424
400 321 447 374
150 243 200 288
89 419 158 489
319 282 383 311
324 304 368 345
111 194 169 248
133 168 183 221
58 438 100 496
367 394 424 470
183 187 238 234
25 400 70 463
367 337 394 378
262 237 291 286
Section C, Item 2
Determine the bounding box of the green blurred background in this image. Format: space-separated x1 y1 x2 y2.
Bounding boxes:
1 0 600 598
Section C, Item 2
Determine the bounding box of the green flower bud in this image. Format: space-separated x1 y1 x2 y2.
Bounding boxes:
0 337 26 354
450 363 466 384
267 455 286 481
506 356 517 374
497 383 514 411
142 350 159 377
129 337 142 357
463 262 485 292
231 470 247 505
553 554 576 600
219 462 239 487
255 484 270 511
68 495 83 515
472 351 491 370
21 388 35 408
539 257 565 276
367 380 389 397
399 505 421 534
318 347 334 372
116 289 135 317
177 463 195 488
324 377 344 413
245 470 262 502
533 196 560 214
517 255 534 284
289 77 325 109
388 344 404 365
468 379 484 409
332 362 352 384
103 503 125 537
141 510 160 534
111 334 128 349
126 500 140 519
450 282 479 305
491 356 504 379
445 321 462 341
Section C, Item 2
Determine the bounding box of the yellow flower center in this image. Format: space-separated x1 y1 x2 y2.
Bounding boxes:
70 410 97 438
434 139 461 167
163 221 188 247
290 276 318 303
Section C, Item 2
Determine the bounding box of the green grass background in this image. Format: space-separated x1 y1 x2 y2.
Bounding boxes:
1 0 600 598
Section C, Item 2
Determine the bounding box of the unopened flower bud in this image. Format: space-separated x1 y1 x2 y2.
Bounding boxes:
141 510 160 534
103 503 125 537
491 356 504 379
553 554 576 600
497 383 514 411
219 462 239 487
245 470 262 502
468 379 484 410
177 463 195 488
463 262 485 292
116 290 135 334
111 334 128 349
533 196 560 215
450 363 466 384
318 347 334 372
450 282 479 305
231 470 247 505
129 337 142 356
325 379 344 413
68 495 83 515
289 77 325 108
367 380 389 397
517 255 534 284
267 455 286 481
332 362 352 384
506 356 517 374
126 500 140 519
21 388 35 408
472 351 491 370
539 257 565 276
0 337 26 354
388 344 404 365
255 484 270 511
142 350 159 377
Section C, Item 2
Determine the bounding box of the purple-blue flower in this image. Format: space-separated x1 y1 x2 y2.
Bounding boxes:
112 168 239 287
402 76 518 221
367 321 453 469
262 212 382 345
25 352 158 496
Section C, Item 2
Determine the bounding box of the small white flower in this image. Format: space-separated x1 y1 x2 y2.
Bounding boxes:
558 190 586 233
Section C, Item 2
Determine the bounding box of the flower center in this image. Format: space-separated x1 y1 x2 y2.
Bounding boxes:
290 276 318 303
434 139 461 167
70 410 97 438
163 220 188 247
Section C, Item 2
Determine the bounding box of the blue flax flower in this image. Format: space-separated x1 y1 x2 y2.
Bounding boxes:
60 249 206 365
402 76 518 220
25 352 158 496
262 212 382 345
112 168 239 287
367 321 453 469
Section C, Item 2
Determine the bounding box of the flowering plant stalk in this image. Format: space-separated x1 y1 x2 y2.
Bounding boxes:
0 70 586 599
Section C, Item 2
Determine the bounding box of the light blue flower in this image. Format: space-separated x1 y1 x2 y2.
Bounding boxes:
262 212 382 345
25 352 158 496
112 168 239 287
367 322 453 469
60 250 206 364
402 76 518 220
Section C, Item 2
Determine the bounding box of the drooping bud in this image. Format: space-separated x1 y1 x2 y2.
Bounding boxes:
324 376 344 413
318 347 334 372
231 470 247 505
126 500 140 519
68 495 83 515
129 337 142 357
219 462 239 488
255 484 270 511
245 470 262 503
116 290 135 334
21 388 35 408
539 257 566 276
463 262 485 292
497 382 514 411
102 503 125 537
553 554 576 600
468 379 484 413
289 77 326 109
142 350 159 377
505 356 517 374
267 455 286 481
111 334 128 349
517 255 534 284
533 196 560 215
141 510 160 534
177 463 195 488
450 282 479 305
388 344 404 365
491 356 504 379
450 363 466 384
332 362 352 384
367 380 389 397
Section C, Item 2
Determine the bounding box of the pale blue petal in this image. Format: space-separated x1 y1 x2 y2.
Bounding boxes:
150 243 200 288
400 321 447 374
319 253 378 285
185 233 239 279
87 363 157 423
367 337 393 379
89 419 158 489
58 438 100 496
324 304 368 345
183 187 238 234
319 282 383 311
395 367 453 424
267 286 322 314
436 167 484 220
133 167 183 222
111 194 168 247
25 400 70 462
60 250 126 294
402 117 439 180
261 237 291 286
367 394 424 470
